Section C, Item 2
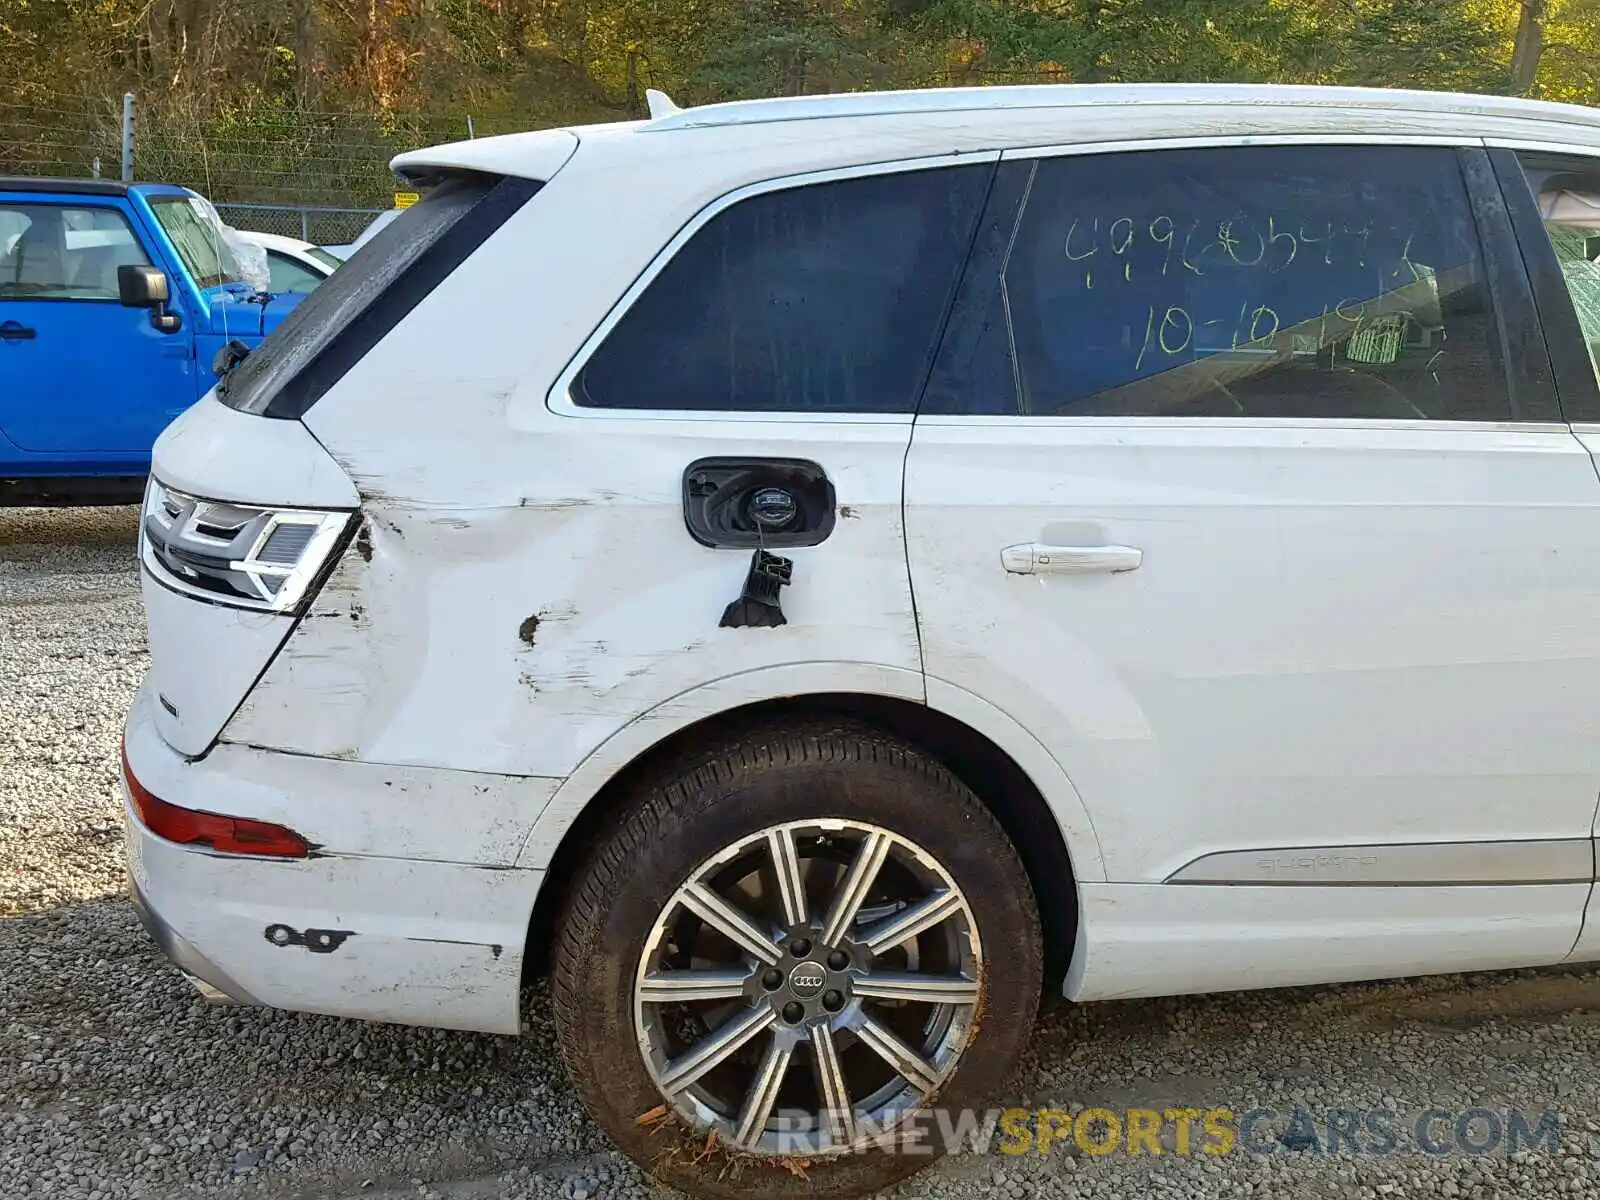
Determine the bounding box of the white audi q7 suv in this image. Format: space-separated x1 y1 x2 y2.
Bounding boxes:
123 82 1600 1198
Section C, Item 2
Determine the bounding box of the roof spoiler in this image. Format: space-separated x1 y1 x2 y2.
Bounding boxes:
390 128 580 189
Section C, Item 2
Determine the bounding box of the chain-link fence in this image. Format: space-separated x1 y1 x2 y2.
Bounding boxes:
2 78 1070 242
0 91 125 183
211 203 384 246
0 89 494 242
131 105 488 209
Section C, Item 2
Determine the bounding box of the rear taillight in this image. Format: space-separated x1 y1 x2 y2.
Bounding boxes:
122 742 309 859
138 477 352 614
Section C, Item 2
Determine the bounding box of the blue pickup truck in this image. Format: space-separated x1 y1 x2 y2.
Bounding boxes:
0 177 308 505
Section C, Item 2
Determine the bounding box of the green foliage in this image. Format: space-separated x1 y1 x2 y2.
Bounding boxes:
0 0 1596 207
1338 1 1506 91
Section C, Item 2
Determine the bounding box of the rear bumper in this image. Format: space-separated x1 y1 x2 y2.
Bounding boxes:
128 877 259 1005
122 688 547 1035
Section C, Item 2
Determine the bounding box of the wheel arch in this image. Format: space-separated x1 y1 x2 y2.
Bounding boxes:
518 667 1103 992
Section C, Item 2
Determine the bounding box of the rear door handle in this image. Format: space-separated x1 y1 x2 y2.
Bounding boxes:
1001 543 1142 575
0 321 36 342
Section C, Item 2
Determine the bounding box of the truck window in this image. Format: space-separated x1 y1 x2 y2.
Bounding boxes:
266 251 326 294
148 196 242 289
0 203 152 301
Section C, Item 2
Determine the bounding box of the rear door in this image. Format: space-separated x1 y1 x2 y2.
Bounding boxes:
904 138 1600 987
0 197 196 456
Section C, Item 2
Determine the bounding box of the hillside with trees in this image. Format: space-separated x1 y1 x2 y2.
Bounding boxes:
2 0 1598 209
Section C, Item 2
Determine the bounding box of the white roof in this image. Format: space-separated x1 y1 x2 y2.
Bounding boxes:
231 229 315 254
391 82 1600 186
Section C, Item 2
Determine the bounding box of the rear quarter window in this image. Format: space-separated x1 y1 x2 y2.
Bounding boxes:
572 163 994 414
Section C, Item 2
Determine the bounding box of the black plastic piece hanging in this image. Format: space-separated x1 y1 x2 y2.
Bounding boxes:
720 549 793 628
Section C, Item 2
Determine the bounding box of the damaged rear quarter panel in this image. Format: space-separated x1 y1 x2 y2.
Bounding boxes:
224 424 922 779
225 134 926 779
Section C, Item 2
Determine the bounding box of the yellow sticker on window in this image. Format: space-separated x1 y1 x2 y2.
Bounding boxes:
394 191 419 210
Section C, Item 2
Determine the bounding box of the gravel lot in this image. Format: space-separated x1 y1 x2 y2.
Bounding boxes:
6 505 1600 1200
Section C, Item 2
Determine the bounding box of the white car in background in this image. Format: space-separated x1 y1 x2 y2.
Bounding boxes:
321 209 399 261
231 230 341 293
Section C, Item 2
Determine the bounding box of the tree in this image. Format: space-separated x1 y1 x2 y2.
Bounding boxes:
1342 1 1504 92
1511 0 1546 93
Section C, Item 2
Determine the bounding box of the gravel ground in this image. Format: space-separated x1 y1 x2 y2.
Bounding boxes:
5 505 1600 1200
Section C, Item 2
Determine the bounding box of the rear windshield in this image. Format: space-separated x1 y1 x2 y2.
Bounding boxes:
218 172 537 417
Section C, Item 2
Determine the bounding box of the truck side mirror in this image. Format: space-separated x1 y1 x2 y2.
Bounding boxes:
118 265 181 333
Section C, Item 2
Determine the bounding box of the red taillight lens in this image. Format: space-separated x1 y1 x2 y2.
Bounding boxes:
122 743 309 859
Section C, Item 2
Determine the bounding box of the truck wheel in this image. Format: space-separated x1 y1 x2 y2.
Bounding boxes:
550 721 1044 1199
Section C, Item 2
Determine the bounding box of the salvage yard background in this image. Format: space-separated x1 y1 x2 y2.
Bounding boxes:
8 509 1600 1199
9 3 1600 1195
5 1 1600 228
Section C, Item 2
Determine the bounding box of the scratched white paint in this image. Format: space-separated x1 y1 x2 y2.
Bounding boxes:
125 795 538 1033
225 420 924 775
128 686 553 866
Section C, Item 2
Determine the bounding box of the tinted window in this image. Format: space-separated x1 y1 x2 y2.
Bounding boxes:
926 146 1509 421
266 251 326 294
573 164 993 413
0 203 150 301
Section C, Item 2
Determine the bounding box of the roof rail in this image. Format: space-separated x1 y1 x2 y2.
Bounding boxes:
636 82 1600 136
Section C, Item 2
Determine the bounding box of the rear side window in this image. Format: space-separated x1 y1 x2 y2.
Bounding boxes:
572 163 993 413
219 172 541 418
925 145 1511 421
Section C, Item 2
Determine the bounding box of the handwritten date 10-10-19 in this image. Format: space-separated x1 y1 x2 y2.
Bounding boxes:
1133 297 1385 373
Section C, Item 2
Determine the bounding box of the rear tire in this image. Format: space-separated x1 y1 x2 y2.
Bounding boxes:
550 720 1044 1199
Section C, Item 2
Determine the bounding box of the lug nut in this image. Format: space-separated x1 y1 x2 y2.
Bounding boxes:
760 969 783 990
827 950 850 970
822 990 845 1012
788 937 812 957
782 1001 805 1024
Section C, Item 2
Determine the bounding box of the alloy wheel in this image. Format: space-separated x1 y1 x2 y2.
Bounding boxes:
632 818 983 1156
